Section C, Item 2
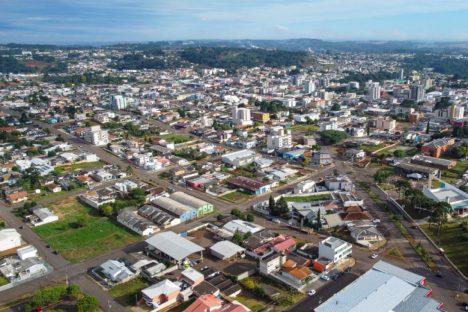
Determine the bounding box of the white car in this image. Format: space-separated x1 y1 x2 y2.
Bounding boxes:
308 290 316 296
370 253 378 259
272 218 281 224
321 275 330 281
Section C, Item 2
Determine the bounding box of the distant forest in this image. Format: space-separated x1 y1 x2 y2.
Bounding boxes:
0 55 67 74
403 54 468 79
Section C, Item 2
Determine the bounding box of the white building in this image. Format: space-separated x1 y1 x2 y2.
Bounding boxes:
304 80 316 93
0 229 22 252
368 82 381 101
259 253 286 275
110 95 127 110
232 106 252 126
30 207 59 227
318 236 352 263
449 104 464 120
17 245 38 260
222 149 259 167
84 125 109 146
267 126 292 150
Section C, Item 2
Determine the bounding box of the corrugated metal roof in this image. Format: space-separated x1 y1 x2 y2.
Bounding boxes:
145 231 204 261
210 240 245 258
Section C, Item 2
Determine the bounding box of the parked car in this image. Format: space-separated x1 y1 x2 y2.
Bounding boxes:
370 253 378 259
308 290 316 296
321 275 330 281
272 218 281 224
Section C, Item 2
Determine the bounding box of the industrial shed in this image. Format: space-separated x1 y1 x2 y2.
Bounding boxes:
145 231 204 265
210 241 245 260
152 197 197 222
170 192 214 217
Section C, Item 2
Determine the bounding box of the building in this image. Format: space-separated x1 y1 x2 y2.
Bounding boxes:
227 176 270 195
100 259 135 284
110 95 127 110
223 219 264 235
259 253 286 275
222 150 259 167
421 138 456 158
145 231 204 265
375 117 396 132
304 80 316 93
318 236 352 263
152 196 197 222
83 125 109 146
0 229 22 252
141 279 181 311
5 190 28 204
315 261 443 312
252 112 270 123
410 84 425 102
117 209 158 236
169 192 214 217
368 82 381 101
184 294 223 312
232 106 252 126
411 155 456 170
17 245 38 260
210 241 245 260
325 175 353 191
267 126 292 150
29 207 59 227
312 152 333 167
423 181 468 216
180 268 204 287
448 104 464 121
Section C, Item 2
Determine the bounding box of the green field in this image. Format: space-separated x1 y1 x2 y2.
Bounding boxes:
284 194 331 202
0 275 9 286
290 124 319 133
54 161 106 175
220 190 253 203
33 199 140 263
109 277 150 306
420 223 468 276
161 134 193 144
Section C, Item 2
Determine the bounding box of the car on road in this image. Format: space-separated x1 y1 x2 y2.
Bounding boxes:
370 253 378 259
307 290 316 296
53 250 59 255
272 218 281 224
435 272 443 278
321 275 330 281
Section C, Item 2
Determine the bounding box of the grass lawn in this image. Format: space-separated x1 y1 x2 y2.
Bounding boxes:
161 134 193 144
284 194 331 202
420 223 468 276
235 295 268 312
452 160 468 174
54 161 106 175
33 198 140 263
30 186 85 201
290 124 319 133
0 275 9 286
221 190 253 203
362 143 385 153
387 247 405 261
109 277 150 306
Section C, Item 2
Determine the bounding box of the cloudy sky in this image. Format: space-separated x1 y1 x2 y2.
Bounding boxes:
1 0 468 44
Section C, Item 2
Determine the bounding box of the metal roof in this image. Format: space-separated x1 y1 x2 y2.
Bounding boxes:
373 260 423 285
210 240 245 258
145 231 204 261
171 191 209 209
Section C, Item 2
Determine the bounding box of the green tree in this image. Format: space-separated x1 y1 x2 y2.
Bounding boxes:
246 213 255 222
66 284 82 299
100 204 113 217
76 295 99 312
330 103 341 111
273 197 289 216
315 210 322 231
373 168 393 184
455 142 468 158
268 195 276 214
320 130 347 145
393 150 406 158
395 180 411 199
429 202 451 236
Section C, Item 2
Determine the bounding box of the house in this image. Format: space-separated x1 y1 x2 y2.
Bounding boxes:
318 236 352 263
344 149 366 160
259 253 286 275
180 268 204 287
281 261 313 286
29 207 59 227
100 260 135 284
17 245 38 260
312 152 333 167
423 181 468 216
421 137 455 158
0 229 22 252
411 155 456 170
5 190 28 204
324 175 353 191
45 183 62 193
227 176 270 195
184 294 223 312
141 279 181 310
348 223 384 247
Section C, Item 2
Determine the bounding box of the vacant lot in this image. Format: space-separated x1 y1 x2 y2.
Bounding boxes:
284 194 331 202
161 134 193 144
420 223 468 276
109 277 150 306
290 124 319 133
33 198 140 263
220 190 253 203
54 161 106 175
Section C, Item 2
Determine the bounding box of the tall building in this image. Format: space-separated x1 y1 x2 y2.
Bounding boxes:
448 104 465 120
110 95 127 110
303 80 316 93
368 82 381 101
267 126 292 150
232 106 252 126
410 84 425 102
399 68 404 80
84 125 109 146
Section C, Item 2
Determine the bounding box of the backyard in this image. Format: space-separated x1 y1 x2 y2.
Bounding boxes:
108 277 150 306
420 222 468 276
33 198 141 263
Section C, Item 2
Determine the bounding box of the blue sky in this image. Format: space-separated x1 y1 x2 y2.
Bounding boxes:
1 0 468 44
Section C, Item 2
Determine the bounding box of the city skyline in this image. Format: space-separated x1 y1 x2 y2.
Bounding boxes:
1 0 468 44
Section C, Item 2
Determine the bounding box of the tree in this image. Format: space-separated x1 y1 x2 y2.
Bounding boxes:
246 213 255 222
129 187 146 205
455 142 468 158
56 134 64 142
430 202 451 236
330 103 341 111
373 168 393 184
315 210 322 231
393 150 406 158
268 195 276 214
66 284 82 299
453 125 463 138
100 204 113 217
320 130 347 145
19 112 29 123
76 295 99 312
395 180 411 199
273 197 289 216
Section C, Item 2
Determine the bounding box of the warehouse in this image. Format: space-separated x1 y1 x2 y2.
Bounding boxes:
0 229 22 252
210 240 245 260
145 231 204 266
227 176 270 195
222 149 259 167
152 197 197 222
170 192 214 217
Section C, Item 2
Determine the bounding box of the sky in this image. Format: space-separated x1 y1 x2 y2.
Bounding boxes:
1 0 468 44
